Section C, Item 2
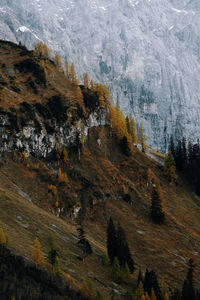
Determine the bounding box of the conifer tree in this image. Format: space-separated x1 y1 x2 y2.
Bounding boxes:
120 262 130 283
129 115 138 143
138 281 145 299
65 60 70 78
70 63 79 85
137 269 144 287
126 116 130 133
164 151 177 182
96 290 104 300
107 217 117 264
54 54 62 70
104 252 111 266
150 183 165 224
145 292 151 300
150 289 157 300
139 123 147 152
112 256 121 282
62 147 68 164
83 73 89 88
181 259 195 300
0 228 6 244
48 233 57 269
53 255 62 276
32 238 45 266
116 224 135 273
120 135 132 156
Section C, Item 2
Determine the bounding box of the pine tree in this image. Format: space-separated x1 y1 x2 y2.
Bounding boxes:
48 233 57 269
139 123 147 152
116 224 135 273
120 262 130 283
150 183 165 224
32 238 45 266
107 217 117 264
120 135 132 156
164 151 177 182
96 290 104 300
53 256 62 276
112 256 121 282
137 269 144 287
181 259 195 300
104 252 111 266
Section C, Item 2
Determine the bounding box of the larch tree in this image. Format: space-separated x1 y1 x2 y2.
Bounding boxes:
164 151 177 182
139 123 147 152
54 54 62 70
70 63 79 85
0 228 6 244
129 115 138 143
32 238 45 266
65 60 70 78
83 73 89 88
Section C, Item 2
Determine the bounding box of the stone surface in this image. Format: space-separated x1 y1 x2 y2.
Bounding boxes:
0 0 200 151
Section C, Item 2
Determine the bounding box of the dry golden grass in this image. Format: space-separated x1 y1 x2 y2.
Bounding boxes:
1 40 200 298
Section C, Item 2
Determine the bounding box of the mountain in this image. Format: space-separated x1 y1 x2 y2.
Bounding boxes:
1 40 200 299
0 0 200 152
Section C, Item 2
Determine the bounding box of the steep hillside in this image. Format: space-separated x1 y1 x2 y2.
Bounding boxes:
1 0 200 151
0 40 200 299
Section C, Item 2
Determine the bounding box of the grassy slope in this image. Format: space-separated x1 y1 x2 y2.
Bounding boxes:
1 40 200 297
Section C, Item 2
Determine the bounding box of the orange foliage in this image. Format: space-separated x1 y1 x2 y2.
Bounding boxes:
32 238 45 266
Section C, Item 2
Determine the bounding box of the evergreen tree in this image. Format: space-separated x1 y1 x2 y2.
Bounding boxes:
120 135 132 156
150 183 165 224
116 224 135 273
112 256 121 282
164 151 177 182
144 269 161 300
48 233 57 269
104 252 111 266
137 269 143 287
181 259 195 300
107 217 117 263
53 255 62 276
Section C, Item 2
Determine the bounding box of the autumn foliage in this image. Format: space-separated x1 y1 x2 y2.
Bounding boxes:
32 238 45 266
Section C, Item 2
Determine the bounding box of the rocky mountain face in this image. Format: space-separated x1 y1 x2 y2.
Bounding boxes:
0 0 200 151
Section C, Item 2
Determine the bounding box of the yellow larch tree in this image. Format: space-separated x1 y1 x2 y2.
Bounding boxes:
54 54 62 70
83 73 89 88
70 63 79 85
0 228 6 244
32 238 45 266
